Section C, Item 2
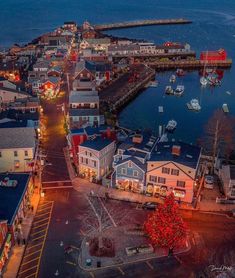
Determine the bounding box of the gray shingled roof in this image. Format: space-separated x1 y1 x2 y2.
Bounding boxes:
0 127 36 149
69 109 100 116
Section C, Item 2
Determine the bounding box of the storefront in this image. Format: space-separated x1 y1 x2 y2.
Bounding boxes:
146 183 164 196
116 178 143 193
0 234 11 275
173 188 186 198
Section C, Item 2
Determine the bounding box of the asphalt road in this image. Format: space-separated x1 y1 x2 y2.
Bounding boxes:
24 185 235 278
40 61 74 186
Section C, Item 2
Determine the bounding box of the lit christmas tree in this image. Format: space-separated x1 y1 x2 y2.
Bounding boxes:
144 193 187 255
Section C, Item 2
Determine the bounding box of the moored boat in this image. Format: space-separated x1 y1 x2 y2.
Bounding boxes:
200 76 208 86
149 80 158 87
187 99 201 111
169 74 176 83
222 103 229 113
166 120 177 132
165 85 174 95
176 68 185 77
174 85 184 96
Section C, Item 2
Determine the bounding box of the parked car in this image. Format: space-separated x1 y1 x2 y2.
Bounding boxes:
142 202 158 210
204 175 214 189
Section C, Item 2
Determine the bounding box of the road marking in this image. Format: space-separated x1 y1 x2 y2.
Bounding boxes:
70 245 80 250
34 217 50 225
27 242 43 250
32 235 45 242
24 249 41 258
66 260 77 266
19 265 37 275
35 202 54 277
98 197 117 227
34 211 50 218
174 255 183 264
117 266 125 275
32 222 48 230
89 272 95 278
24 272 37 278
146 261 154 270
22 256 39 266
37 207 51 213
31 228 47 237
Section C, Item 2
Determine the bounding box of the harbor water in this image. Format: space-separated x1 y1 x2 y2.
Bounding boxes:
1 0 235 143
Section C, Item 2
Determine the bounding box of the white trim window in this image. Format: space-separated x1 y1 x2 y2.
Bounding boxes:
133 170 138 177
121 168 127 175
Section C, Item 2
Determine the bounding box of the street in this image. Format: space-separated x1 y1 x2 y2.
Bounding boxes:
17 182 235 278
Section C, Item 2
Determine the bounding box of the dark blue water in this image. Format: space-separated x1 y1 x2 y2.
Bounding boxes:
1 0 235 142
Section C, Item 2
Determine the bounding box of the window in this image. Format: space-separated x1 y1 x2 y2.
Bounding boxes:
149 175 157 183
0 151 1 158
14 151 18 157
121 168 127 175
85 158 88 165
14 160 20 169
93 160 97 167
25 150 28 157
90 152 92 157
81 157 84 163
171 169 179 176
133 170 138 177
85 151 87 156
158 177 166 184
128 161 132 168
162 167 170 174
177 181 186 188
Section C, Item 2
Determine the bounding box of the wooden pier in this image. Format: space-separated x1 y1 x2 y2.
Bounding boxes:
147 59 232 70
94 18 192 31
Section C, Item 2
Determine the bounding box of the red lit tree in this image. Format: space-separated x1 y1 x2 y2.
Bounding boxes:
144 193 187 255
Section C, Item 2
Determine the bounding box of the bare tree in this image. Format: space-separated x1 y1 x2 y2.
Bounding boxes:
199 110 235 172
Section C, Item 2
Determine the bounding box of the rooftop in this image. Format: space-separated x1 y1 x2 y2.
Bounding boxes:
69 108 100 117
69 91 99 104
80 137 114 151
0 173 30 225
0 127 36 149
115 156 147 172
149 141 201 169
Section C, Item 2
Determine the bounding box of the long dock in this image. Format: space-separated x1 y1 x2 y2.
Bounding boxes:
147 59 232 70
94 18 192 31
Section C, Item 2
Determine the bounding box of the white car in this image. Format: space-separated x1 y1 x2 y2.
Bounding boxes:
204 175 214 189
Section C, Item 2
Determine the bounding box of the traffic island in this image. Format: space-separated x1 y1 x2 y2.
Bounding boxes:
78 225 191 271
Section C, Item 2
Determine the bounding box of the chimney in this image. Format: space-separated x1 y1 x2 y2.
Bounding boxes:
132 134 143 144
172 145 181 156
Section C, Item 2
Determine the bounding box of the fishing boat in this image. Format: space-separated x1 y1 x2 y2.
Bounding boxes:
176 69 185 77
187 99 201 111
207 74 221 86
169 74 176 83
174 85 184 96
165 85 174 95
166 120 177 132
222 103 229 113
200 76 208 86
149 80 158 87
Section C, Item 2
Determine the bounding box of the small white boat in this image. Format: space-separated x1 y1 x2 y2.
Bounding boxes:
174 85 184 96
166 120 177 132
222 103 229 113
226 91 231 95
169 74 176 83
200 76 208 86
165 85 174 95
158 106 164 113
207 75 221 86
149 80 158 87
187 99 201 111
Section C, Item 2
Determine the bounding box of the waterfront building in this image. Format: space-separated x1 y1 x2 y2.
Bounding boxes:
0 127 36 173
112 133 158 193
0 77 17 90
219 165 235 199
0 60 21 82
78 136 116 181
146 142 201 203
107 44 140 56
63 21 77 32
80 38 111 52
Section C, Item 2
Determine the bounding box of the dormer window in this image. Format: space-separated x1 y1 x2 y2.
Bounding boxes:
128 161 132 168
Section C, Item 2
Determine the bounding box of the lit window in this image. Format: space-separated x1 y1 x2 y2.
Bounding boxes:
177 181 185 188
121 168 127 175
14 151 18 157
133 170 138 177
128 161 132 168
158 177 166 184
14 160 20 169
162 167 170 174
0 151 2 158
149 175 157 183
25 150 28 157
171 169 179 176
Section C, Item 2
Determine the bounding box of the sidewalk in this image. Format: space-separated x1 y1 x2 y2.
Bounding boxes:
3 192 40 278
